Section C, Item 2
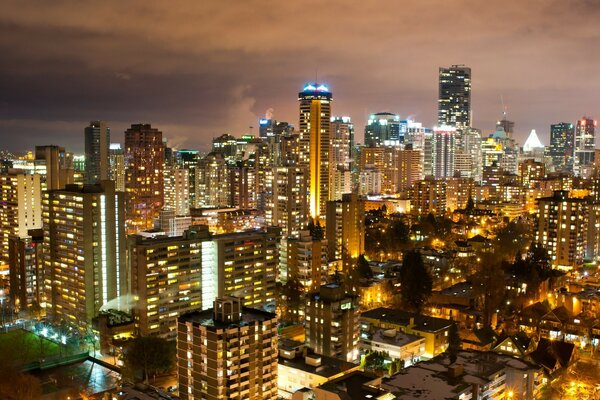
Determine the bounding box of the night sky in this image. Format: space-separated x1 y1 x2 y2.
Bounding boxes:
2 0 600 153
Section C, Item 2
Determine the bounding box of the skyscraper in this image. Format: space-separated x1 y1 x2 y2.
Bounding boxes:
124 123 165 233
545 122 575 172
574 117 596 176
84 120 110 184
177 297 279 400
438 65 471 129
299 83 332 222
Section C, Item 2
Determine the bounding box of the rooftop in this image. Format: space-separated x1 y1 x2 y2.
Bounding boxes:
178 306 276 330
279 352 359 378
370 329 424 348
361 307 453 333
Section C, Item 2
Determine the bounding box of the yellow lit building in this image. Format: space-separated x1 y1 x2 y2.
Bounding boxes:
299 83 331 223
43 180 126 329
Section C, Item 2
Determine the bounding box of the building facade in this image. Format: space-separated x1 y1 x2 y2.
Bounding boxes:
177 297 279 400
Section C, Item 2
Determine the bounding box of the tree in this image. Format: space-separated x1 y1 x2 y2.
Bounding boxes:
465 196 475 213
446 322 462 364
362 351 388 375
307 220 324 240
0 369 42 400
123 336 176 383
471 253 506 327
399 250 433 312
356 254 373 280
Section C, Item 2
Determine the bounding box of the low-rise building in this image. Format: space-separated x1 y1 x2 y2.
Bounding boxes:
278 339 360 399
360 328 425 368
360 308 453 358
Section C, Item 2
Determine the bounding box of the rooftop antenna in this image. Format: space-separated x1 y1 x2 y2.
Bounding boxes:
500 95 507 119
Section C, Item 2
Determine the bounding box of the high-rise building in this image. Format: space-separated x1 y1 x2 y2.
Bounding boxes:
364 113 405 147
0 170 42 265
411 178 447 216
496 116 515 138
432 127 456 179
128 226 208 337
574 117 596 176
35 145 74 190
109 143 125 192
196 152 231 208
330 116 353 168
397 146 423 191
124 124 165 233
279 231 328 291
43 181 126 328
164 168 190 216
265 166 309 239
536 191 587 271
545 122 575 172
177 297 279 400
298 83 331 222
445 177 473 212
305 284 360 362
438 65 471 129
206 228 279 309
178 150 201 208
84 120 110 184
326 193 365 267
8 229 43 310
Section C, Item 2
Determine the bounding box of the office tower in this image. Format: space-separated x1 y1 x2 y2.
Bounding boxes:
546 122 575 172
164 168 190 216
8 229 43 310
43 181 126 328
411 178 447 216
326 193 365 268
128 226 208 337
84 120 110 184
35 145 74 190
177 297 279 400
574 117 596 176
266 166 309 239
305 284 360 362
178 150 201 208
432 127 456 179
207 228 279 308
211 134 238 160
0 171 42 266
330 116 353 168
259 117 293 138
438 65 471 129
109 143 125 192
279 230 328 290
536 191 587 271
298 83 331 222
196 152 231 208
364 112 404 147
124 124 165 233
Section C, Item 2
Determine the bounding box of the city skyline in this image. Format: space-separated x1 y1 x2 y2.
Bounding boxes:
2 0 600 152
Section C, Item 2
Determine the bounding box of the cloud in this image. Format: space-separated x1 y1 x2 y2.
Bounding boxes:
1 0 600 152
